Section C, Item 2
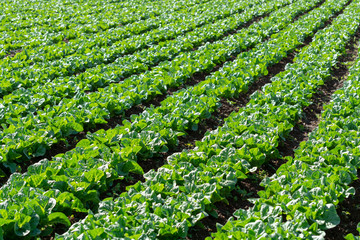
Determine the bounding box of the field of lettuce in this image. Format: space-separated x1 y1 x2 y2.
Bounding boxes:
1 0 360 239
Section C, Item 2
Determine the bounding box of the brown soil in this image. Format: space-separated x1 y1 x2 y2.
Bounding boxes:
4 49 22 58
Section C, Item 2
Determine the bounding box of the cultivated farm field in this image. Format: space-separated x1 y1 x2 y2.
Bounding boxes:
1 0 360 239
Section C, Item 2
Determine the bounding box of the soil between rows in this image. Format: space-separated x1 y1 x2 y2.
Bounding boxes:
4 49 22 58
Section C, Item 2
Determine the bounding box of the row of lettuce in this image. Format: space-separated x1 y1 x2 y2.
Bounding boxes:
0 0 212 59
0 0 258 93
0 0 351 238
56 0 360 238
0 0 276 113
0 0 209 56
0 0 147 33
210 12 360 240
0 0 295 172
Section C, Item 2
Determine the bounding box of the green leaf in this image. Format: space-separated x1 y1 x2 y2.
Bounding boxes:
14 214 31 237
345 234 357 240
208 209 218 218
76 139 91 148
345 187 356 198
87 228 105 239
34 145 47 157
124 161 144 175
323 204 340 229
69 122 84 133
84 169 105 183
48 212 71 227
3 162 17 173
45 198 57 214
84 190 100 205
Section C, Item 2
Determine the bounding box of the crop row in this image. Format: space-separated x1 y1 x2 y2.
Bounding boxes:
0 0 139 31
0 0 287 131
0 0 117 14
0 0 214 65
1 1 258 95
55 0 360 238
0 0 213 59
0 0 161 32
0 0 303 173
0 0 257 90
0 0 349 238
0 0 214 57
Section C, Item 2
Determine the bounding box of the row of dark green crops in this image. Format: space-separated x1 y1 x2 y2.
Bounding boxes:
1 0 360 239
